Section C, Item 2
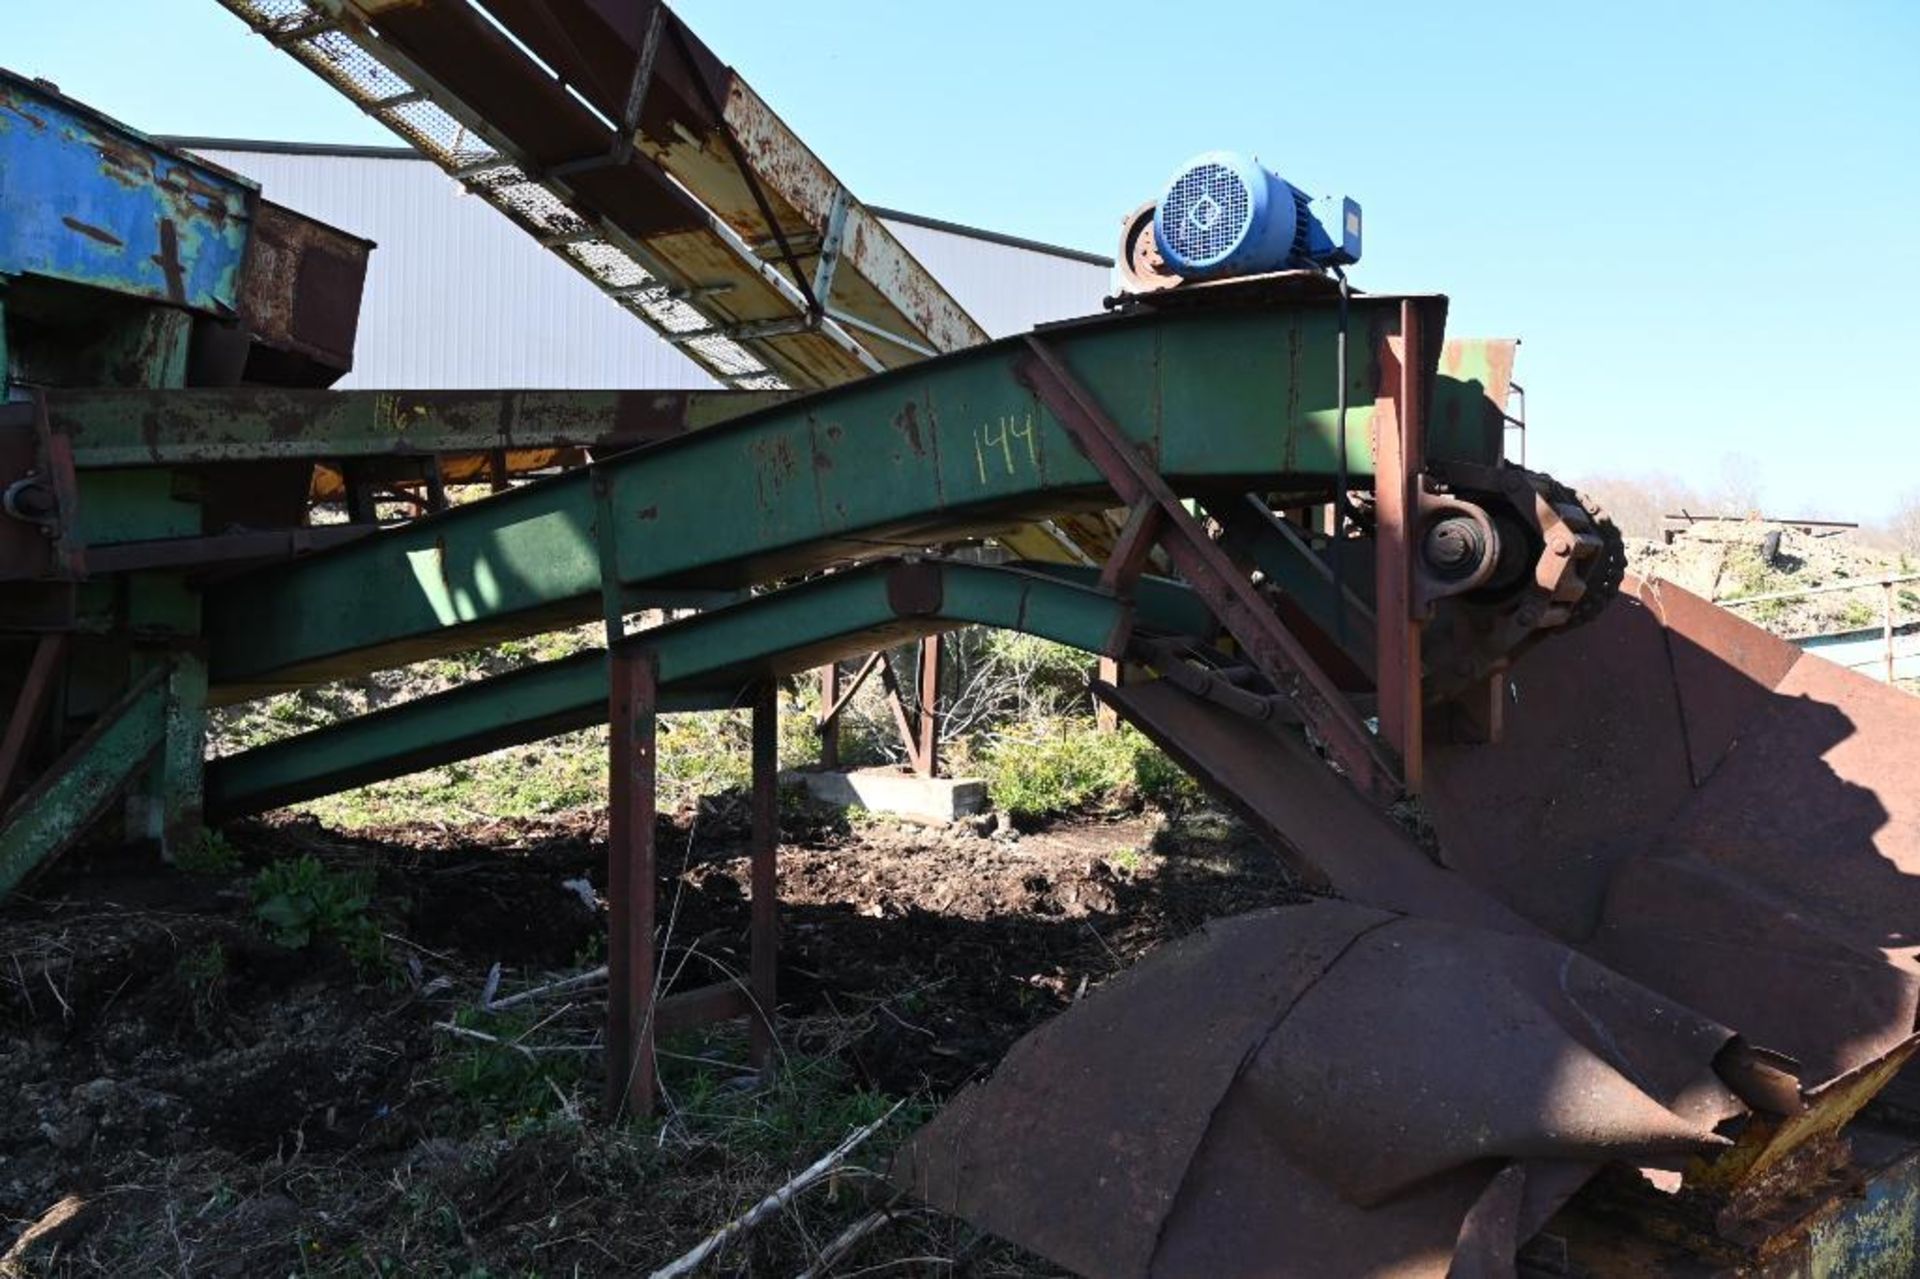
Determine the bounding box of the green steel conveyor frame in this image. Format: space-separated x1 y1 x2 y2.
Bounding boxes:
8 283 1505 894
205 559 1213 817
202 289 1494 698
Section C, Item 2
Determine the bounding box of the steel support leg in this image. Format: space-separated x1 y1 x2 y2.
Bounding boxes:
1095 656 1122 732
878 641 941 778
1885 581 1897 685
817 650 883 774
879 653 918 771
155 652 208 854
342 459 380 525
816 663 840 769
1374 300 1426 790
607 648 659 1118
749 681 779 1072
916 634 941 779
0 635 67 807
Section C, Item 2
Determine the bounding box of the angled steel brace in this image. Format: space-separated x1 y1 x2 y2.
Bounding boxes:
1014 337 1401 802
0 663 169 897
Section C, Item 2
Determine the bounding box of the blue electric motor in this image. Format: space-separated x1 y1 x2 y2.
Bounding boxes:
1152 151 1361 279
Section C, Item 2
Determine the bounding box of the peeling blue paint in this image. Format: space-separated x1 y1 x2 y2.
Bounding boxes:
0 68 255 315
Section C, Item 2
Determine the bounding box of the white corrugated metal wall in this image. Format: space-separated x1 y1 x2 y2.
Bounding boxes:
191 147 1112 391
873 218 1112 342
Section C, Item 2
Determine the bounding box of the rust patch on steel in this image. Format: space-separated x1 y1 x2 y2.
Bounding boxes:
885 560 943 617
1644 576 1803 784
906 550 1920 1274
747 433 799 510
891 400 926 458
807 415 834 473
150 218 186 304
59 216 122 247
93 138 148 189
1099 679 1514 925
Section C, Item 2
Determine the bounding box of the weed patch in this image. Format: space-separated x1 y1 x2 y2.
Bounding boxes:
175 829 242 875
1838 598 1878 629
435 1007 588 1128
177 939 228 993
653 1027 927 1157
982 718 1199 822
250 855 385 969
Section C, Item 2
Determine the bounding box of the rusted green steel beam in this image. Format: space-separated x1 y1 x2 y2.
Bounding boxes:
0 664 169 895
41 388 790 468
206 290 1487 695
206 559 1212 818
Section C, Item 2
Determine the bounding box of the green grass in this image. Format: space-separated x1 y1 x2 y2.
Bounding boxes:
387 1021 941 1274
296 728 611 829
250 855 385 970
981 717 1199 822
296 685 1199 832
175 829 242 875
649 1023 931 1157
436 1006 589 1128
1838 598 1878 630
285 692 840 831
176 939 228 994
1719 546 1793 625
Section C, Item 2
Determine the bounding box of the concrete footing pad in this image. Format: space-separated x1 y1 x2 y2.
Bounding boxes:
786 767 989 823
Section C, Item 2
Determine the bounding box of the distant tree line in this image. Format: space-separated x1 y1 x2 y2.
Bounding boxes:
1573 452 1918 554
1574 453 1765 540
1889 491 1920 556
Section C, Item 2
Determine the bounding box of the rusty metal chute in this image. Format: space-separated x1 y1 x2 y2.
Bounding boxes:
1426 575 1920 1087
894 902 1749 1279
902 575 1920 1275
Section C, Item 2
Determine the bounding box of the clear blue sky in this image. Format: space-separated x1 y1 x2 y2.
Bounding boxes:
8 2 1918 519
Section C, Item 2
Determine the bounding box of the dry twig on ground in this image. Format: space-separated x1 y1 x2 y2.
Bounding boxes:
648 1100 905 1279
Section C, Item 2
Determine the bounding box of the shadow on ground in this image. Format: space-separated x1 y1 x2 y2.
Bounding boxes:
0 796 1298 1274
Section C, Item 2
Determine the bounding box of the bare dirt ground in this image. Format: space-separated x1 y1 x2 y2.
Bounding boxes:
1 797 1302 1275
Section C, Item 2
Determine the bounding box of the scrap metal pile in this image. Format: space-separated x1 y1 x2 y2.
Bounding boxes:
2 2 1917 1275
